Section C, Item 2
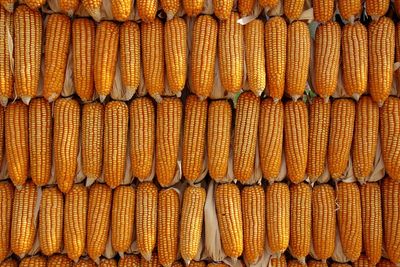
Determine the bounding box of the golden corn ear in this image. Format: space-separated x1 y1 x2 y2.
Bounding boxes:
313 0 334 22
129 97 155 179
120 21 140 95
0 107 4 176
6 101 29 187
0 7 13 106
266 183 290 255
111 185 135 254
136 182 158 261
161 0 180 18
190 261 207 267
314 22 341 99
353 96 379 181
213 0 234 20
60 0 80 15
312 184 336 260
158 189 180 267
336 182 362 261
342 22 368 99
75 258 97 267
39 187 63 256
241 185 265 264
377 258 397 267
99 258 117 267
244 19 266 96
48 254 73 267
54 98 80 193
207 100 231 181
10 181 37 256
328 99 356 179
259 0 278 9
0 182 13 262
112 0 133 21
183 0 204 16
284 100 308 184
308 261 328 267
190 15 218 99
218 12 244 94
307 97 330 181
180 186 206 263
137 0 157 22
156 97 182 187
72 18 95 102
331 264 352 267
141 253 160 267
360 182 382 265
141 18 164 101
14 5 42 104
0 0 14 12
19 255 47 267
338 0 362 21
172 262 184 267
353 255 374 267
396 23 400 92
118 255 140 267
290 183 312 262
182 95 207 182
104 101 128 188
259 98 283 181
82 0 102 21
269 255 287 267
94 21 119 101
288 260 303 267
233 92 260 183
43 14 71 102
284 0 305 20
238 0 255 16
366 0 389 19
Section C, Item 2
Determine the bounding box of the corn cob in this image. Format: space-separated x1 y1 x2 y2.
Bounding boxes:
354 255 374 267
112 0 133 21
189 262 207 267
158 189 180 266
308 261 328 267
288 260 303 267
0 258 18 267
94 21 119 101
129 97 155 179
0 182 13 262
82 0 102 21
290 183 312 262
72 18 95 102
353 96 379 181
284 100 308 183
82 102 104 181
241 185 265 264
48 254 73 267
286 21 310 100
208 100 231 181
380 97 400 180
172 262 184 267
259 99 283 181
10 181 37 256
313 0 334 22
120 21 140 95
161 0 180 18
75 258 97 267
111 185 135 254
233 92 260 183
312 184 336 260
190 15 218 99
218 12 244 94
336 182 362 261
0 107 4 177
43 14 71 102
60 0 80 15
213 0 234 20
238 0 255 16
270 255 287 267
338 0 362 21
284 0 305 20
182 95 207 182
14 5 42 104
183 0 204 16
207 264 229 267
100 258 118 267
156 98 182 187
19 255 47 267
307 97 330 181
314 22 341 99
377 258 397 267
104 101 128 188
0 0 14 12
64 184 88 261
6 101 29 187
259 0 278 9
331 264 352 267
136 182 158 261
141 253 160 267
141 18 164 101
397 23 400 92
366 0 389 19
39 187 63 256
118 255 140 267
0 7 13 106
180 186 206 263
328 99 355 179
244 19 265 96
368 17 395 106
137 0 157 22
54 98 80 193
266 183 290 255
87 183 112 261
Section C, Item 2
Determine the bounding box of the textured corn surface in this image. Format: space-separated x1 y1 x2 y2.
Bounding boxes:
0 182 13 262
60 0 80 15
189 261 207 267
213 0 234 20
19 255 47 267
82 0 102 21
269 255 287 267
284 0 305 20
377 258 397 267
112 0 133 21
313 0 334 22
331 264 352 267
396 23 400 92
183 0 204 16
137 0 157 22
120 21 140 94
288 260 303 267
99 258 118 267
259 0 278 8
0 258 18 267
353 255 375 267
238 0 255 16
366 0 389 19
0 107 4 177
161 0 180 17
75 258 97 267
47 254 73 267
338 0 362 20
118 254 140 266
0 7 13 104
307 261 328 267
141 253 160 267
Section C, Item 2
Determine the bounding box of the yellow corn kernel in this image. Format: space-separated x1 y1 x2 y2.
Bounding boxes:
0 107 4 172
0 182 13 262
0 6 13 106
338 0 362 21
288 260 303 267
313 0 334 22
269 255 287 267
183 0 204 16
259 0 278 9
141 253 160 267
189 261 207 267
377 258 397 267
366 0 389 19
48 254 73 267
99 258 118 267
118 255 140 267
82 0 102 21
137 0 157 22
161 0 180 18
75 258 97 267
112 0 133 21
284 0 305 20
213 0 234 20
19 255 47 267
307 261 328 267
238 0 255 16
331 264 352 267
353 255 375 267
60 0 80 15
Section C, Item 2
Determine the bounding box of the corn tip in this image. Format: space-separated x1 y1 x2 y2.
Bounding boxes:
0 96 8 107
21 96 31 105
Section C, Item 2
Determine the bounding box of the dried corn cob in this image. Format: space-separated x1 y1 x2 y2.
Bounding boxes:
48 254 73 267
0 258 18 267
354 255 374 267
207 264 229 267
99 258 117 267
54 98 80 193
10 181 37 256
288 260 303 267
161 0 180 18
182 95 207 182
397 23 400 92
284 100 308 183
136 182 158 261
190 262 207 267
39 187 63 256
104 101 128 188
183 0 204 16
156 98 182 187
14 5 42 104
307 97 330 181
0 107 4 175
366 0 389 19
137 0 157 22
284 0 305 20
238 0 255 16
82 0 102 21
6 101 29 186
0 7 13 106
19 255 47 267
377 258 397 267
312 184 336 260
269 255 287 267
118 255 140 266
213 0 234 20
0 0 14 12
0 182 13 262
158 189 180 266
112 0 133 21
180 186 206 263
259 99 283 181
141 253 160 267
43 14 71 102
259 0 278 9
338 0 362 21
328 99 355 179
313 0 334 22
218 12 244 94
60 0 80 15
308 261 328 267
331 264 351 267
75 258 97 267
190 15 218 99
73 18 95 102
94 21 119 101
